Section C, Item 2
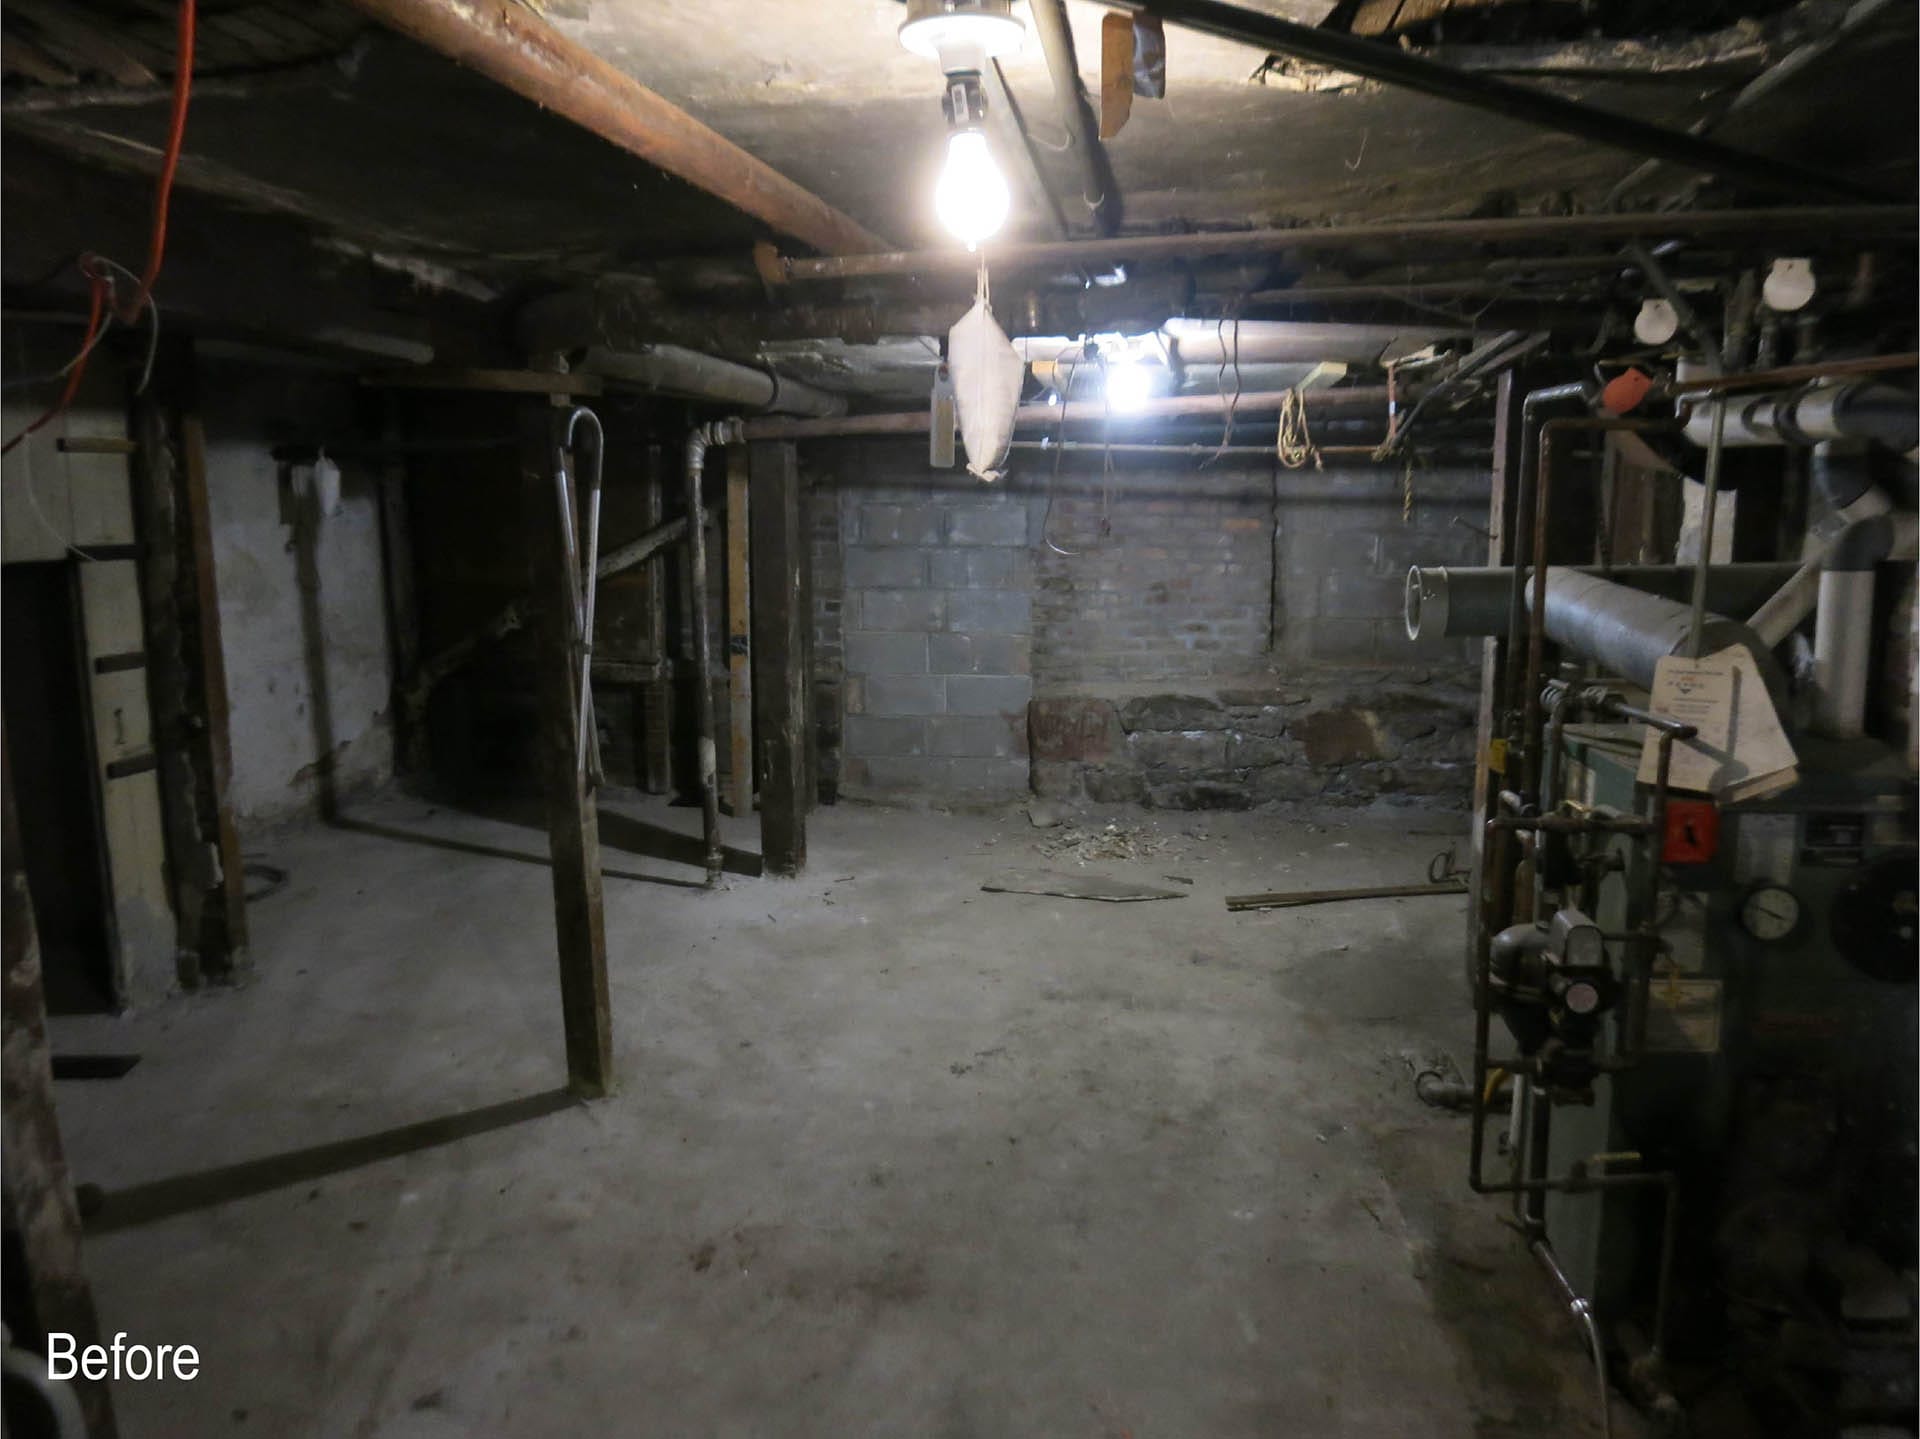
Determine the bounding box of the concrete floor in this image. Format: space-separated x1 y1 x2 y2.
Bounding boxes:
52 793 1633 1437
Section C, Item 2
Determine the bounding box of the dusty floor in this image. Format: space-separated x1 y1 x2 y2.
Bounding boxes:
51 792 1637 1437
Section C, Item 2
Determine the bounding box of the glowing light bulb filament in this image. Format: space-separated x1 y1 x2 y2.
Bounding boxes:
936 129 1010 251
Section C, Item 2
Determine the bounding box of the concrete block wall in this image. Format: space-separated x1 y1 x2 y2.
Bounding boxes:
809 442 1492 809
809 484 845 800
814 446 1038 801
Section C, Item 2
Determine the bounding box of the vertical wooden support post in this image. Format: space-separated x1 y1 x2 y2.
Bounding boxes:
724 452 754 816
797 487 819 812
130 351 246 982
522 405 613 1098
749 441 807 876
178 414 248 967
2 729 119 1438
377 405 423 775
130 391 205 986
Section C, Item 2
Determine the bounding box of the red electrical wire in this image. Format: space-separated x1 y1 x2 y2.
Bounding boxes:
3 0 196 456
122 0 195 322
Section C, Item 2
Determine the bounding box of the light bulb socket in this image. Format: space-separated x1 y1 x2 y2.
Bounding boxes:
942 72 988 130
899 0 1025 72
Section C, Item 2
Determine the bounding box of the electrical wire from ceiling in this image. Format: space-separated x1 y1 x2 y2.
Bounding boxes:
3 0 196 456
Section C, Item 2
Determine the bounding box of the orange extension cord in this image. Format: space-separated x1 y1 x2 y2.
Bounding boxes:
3 0 197 456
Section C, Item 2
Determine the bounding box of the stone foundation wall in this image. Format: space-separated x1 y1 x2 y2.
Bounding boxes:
808 440 1490 809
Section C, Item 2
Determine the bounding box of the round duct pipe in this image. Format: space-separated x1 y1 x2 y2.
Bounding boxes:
1407 566 1789 702
581 344 848 418
1406 563 1801 642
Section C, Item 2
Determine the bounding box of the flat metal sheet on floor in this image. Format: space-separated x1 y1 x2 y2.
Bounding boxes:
982 868 1188 902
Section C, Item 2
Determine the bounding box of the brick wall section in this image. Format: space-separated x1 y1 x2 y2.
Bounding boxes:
809 443 1492 808
1033 467 1273 684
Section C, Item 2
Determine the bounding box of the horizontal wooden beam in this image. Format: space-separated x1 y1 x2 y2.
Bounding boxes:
338 0 887 256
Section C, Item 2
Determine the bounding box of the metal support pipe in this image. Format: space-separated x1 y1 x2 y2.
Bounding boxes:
1029 0 1116 232
1686 398 1729 657
336 0 885 255
565 407 606 788
1531 1237 1614 1439
1501 384 1595 732
1126 0 1884 202
684 422 740 885
1524 417 1674 803
1812 569 1875 737
769 207 1916 284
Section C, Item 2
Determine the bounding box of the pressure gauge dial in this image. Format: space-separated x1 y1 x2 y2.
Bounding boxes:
1740 884 1802 942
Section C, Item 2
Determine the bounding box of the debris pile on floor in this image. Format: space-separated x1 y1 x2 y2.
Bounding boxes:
1033 818 1180 866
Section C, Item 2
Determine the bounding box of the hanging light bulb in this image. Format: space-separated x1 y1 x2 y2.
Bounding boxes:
897 2 1024 250
936 129 1009 251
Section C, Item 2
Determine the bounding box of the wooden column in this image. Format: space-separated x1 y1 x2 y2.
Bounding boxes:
377 405 424 775
1 730 118 1438
178 414 248 960
130 351 247 984
523 405 613 1097
724 452 754 816
748 441 807 876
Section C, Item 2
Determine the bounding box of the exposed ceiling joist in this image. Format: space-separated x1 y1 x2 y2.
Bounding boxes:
334 0 889 256
1125 0 1890 204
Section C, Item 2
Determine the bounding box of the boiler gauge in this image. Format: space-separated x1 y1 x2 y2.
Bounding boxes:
1740 884 1801 942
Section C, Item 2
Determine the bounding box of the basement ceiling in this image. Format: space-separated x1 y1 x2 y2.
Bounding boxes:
1 0 1913 385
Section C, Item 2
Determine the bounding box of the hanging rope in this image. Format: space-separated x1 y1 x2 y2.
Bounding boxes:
1275 386 1321 470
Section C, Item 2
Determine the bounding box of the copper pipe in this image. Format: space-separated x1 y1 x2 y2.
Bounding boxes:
1521 418 1678 806
1663 351 1918 397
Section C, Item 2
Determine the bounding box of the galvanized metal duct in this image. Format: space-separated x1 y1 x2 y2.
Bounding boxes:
1408 565 1788 696
1407 564 1801 642
581 345 848 418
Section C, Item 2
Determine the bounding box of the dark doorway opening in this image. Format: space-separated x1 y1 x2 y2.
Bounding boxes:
3 562 117 1013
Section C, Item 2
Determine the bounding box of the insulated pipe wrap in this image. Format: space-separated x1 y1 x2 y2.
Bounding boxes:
1683 380 1919 451
585 344 847 417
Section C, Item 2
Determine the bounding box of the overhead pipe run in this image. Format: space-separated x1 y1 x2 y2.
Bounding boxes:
582 346 848 418
1679 377 1920 451
1028 0 1118 232
739 382 1391 441
765 206 1915 284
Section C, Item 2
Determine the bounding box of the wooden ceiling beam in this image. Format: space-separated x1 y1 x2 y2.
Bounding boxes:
336 0 888 256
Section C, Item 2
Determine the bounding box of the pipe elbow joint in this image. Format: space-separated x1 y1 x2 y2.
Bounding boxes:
1824 513 1897 571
